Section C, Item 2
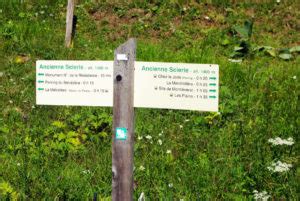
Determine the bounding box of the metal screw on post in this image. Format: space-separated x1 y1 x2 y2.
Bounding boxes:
112 38 136 201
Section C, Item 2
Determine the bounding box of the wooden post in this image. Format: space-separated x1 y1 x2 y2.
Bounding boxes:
65 0 75 48
112 38 136 201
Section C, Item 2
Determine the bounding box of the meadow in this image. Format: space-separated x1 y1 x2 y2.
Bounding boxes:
0 0 299 200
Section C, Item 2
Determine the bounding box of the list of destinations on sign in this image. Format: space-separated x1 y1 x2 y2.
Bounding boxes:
36 61 219 111
36 60 113 106
134 62 219 112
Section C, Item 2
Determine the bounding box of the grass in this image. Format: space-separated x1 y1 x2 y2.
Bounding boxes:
0 0 299 200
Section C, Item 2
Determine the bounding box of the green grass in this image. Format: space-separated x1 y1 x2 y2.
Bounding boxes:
0 0 299 200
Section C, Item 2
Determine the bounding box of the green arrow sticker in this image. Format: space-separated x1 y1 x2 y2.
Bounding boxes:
115 127 127 140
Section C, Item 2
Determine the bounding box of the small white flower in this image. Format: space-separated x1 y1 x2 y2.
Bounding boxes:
31 105 35 109
168 183 173 188
10 78 14 82
253 190 270 201
267 161 292 173
292 75 296 80
204 16 210 20
179 125 183 129
166 150 172 154
0 9 2 13
184 119 190 122
159 130 163 136
268 137 294 146
49 13 54 17
82 169 91 174
138 192 145 201
145 135 152 140
276 0 280 3
9 100 13 104
138 165 145 171
158 139 162 145
138 136 143 140
228 59 243 63
17 163 21 166
40 10 45 14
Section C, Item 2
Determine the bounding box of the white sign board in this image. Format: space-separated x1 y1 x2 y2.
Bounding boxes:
134 62 219 112
36 61 218 111
36 60 113 106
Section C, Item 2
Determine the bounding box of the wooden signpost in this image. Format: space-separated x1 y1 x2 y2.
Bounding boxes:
112 39 136 201
65 0 75 48
36 39 219 200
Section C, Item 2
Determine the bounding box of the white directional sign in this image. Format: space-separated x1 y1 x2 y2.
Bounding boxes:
36 60 113 106
134 62 219 112
36 61 219 111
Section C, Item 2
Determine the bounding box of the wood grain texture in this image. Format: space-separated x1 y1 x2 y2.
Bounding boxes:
65 0 74 48
112 38 136 201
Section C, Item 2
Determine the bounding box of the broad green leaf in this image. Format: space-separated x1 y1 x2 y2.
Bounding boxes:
266 49 276 57
234 46 244 51
233 20 253 39
290 46 300 53
279 53 292 60
221 38 230 46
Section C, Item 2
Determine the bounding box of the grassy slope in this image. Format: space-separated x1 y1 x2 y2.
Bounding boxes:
0 0 299 200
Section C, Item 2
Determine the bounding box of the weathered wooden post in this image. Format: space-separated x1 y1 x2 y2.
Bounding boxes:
65 0 75 48
112 38 136 201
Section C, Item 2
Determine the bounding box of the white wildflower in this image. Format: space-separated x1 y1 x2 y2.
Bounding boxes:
168 183 173 188
253 190 271 201
179 125 183 129
184 119 190 122
138 165 145 171
204 16 210 20
158 139 162 145
159 130 163 136
138 192 145 201
228 59 243 63
0 9 2 13
166 150 172 154
82 169 91 174
137 136 143 140
268 137 294 146
292 75 296 80
276 0 280 3
267 161 292 173
9 100 13 104
17 163 21 166
40 10 45 14
145 135 152 140
31 105 35 109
